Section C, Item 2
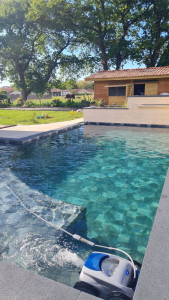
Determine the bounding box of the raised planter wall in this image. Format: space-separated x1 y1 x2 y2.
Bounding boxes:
84 96 169 126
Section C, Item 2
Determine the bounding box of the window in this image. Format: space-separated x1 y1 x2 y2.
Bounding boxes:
109 86 126 96
134 84 145 96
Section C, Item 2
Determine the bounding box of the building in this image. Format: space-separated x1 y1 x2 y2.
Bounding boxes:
51 88 94 97
0 86 14 94
51 89 62 97
85 66 169 105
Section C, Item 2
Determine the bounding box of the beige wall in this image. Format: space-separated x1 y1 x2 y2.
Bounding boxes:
84 96 169 125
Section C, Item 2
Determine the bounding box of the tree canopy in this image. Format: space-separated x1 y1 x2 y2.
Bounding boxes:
0 0 168 101
135 0 169 67
0 0 81 101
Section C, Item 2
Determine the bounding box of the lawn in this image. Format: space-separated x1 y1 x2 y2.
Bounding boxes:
0 110 83 125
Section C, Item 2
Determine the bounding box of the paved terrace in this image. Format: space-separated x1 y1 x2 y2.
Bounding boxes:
0 260 98 300
0 118 84 144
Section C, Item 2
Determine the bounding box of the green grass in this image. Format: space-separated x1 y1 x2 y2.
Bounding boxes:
0 110 83 125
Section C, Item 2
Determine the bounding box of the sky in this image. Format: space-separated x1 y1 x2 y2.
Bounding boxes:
0 61 145 88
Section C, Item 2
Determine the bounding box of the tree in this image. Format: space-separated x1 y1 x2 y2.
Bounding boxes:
74 0 149 70
0 0 43 102
0 0 80 102
53 78 78 89
158 42 169 66
135 0 169 67
77 80 94 89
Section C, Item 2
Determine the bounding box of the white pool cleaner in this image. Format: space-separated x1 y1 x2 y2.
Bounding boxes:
6 185 141 300
74 251 141 299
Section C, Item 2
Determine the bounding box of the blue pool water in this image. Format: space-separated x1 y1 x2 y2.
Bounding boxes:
1 125 169 286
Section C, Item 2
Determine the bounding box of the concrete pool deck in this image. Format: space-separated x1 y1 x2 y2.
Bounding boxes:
0 118 84 144
0 260 98 300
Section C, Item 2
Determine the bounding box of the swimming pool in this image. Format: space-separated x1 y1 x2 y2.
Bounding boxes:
0 125 169 287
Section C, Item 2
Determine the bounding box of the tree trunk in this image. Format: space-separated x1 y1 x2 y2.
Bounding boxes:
99 41 108 70
115 52 123 70
15 62 28 104
21 88 28 104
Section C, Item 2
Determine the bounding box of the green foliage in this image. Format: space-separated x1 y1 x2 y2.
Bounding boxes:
158 43 169 67
0 0 81 102
77 80 94 89
15 97 23 107
74 0 148 70
0 90 8 100
94 99 104 107
52 99 64 107
24 100 36 107
65 99 75 107
0 0 168 98
0 91 11 107
53 78 78 90
41 101 52 107
134 0 169 67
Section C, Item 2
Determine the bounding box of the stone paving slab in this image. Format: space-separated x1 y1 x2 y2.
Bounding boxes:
0 125 16 129
0 118 83 144
0 261 98 300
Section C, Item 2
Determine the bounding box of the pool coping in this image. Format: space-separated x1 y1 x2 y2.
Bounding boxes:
133 168 169 300
0 121 83 145
0 260 98 300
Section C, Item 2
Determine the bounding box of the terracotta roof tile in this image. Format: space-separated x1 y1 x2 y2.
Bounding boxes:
0 86 14 94
51 88 62 92
85 66 169 80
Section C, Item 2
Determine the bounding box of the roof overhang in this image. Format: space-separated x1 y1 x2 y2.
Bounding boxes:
85 75 169 81
104 84 132 87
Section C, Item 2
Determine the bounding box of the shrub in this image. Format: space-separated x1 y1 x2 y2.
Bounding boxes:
52 99 65 107
94 99 104 107
80 99 91 107
65 99 82 108
0 90 8 101
15 97 23 107
24 100 36 107
0 91 12 107
41 101 52 107
0 99 12 107
65 99 74 107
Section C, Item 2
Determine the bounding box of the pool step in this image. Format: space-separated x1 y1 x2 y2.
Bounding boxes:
0 169 84 230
